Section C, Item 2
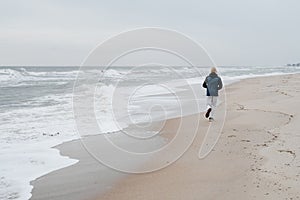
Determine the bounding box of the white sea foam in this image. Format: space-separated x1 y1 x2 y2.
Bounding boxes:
94 84 129 133
130 84 186 97
102 69 126 78
0 93 79 199
0 68 79 87
0 141 78 200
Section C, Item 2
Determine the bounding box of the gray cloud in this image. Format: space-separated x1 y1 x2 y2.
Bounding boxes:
0 0 299 66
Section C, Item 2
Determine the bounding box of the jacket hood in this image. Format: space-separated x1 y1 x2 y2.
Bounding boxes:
209 72 218 77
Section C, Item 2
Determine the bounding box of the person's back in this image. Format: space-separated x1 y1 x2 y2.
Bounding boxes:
202 67 223 121
204 72 222 96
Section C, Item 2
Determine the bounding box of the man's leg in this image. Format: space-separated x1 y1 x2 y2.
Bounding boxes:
205 96 212 118
210 96 218 119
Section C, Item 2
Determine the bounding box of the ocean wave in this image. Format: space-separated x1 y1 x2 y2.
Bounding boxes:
0 68 25 82
94 84 128 133
0 68 78 87
103 69 126 78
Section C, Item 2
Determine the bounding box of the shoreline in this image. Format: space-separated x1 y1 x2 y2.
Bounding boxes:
30 73 300 200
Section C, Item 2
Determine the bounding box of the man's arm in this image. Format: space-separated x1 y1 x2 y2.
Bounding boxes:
202 77 207 88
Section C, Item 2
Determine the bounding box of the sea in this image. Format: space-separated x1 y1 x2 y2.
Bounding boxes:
0 65 300 200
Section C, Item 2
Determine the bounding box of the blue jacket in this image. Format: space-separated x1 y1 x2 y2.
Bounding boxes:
202 72 223 96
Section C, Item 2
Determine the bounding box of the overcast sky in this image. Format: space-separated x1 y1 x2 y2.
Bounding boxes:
0 0 299 66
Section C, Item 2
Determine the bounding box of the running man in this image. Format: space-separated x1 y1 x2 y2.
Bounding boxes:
202 67 223 122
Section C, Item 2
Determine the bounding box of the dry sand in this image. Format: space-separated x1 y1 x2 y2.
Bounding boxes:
30 74 300 200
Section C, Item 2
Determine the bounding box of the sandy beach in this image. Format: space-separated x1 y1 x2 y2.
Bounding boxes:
30 74 300 200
